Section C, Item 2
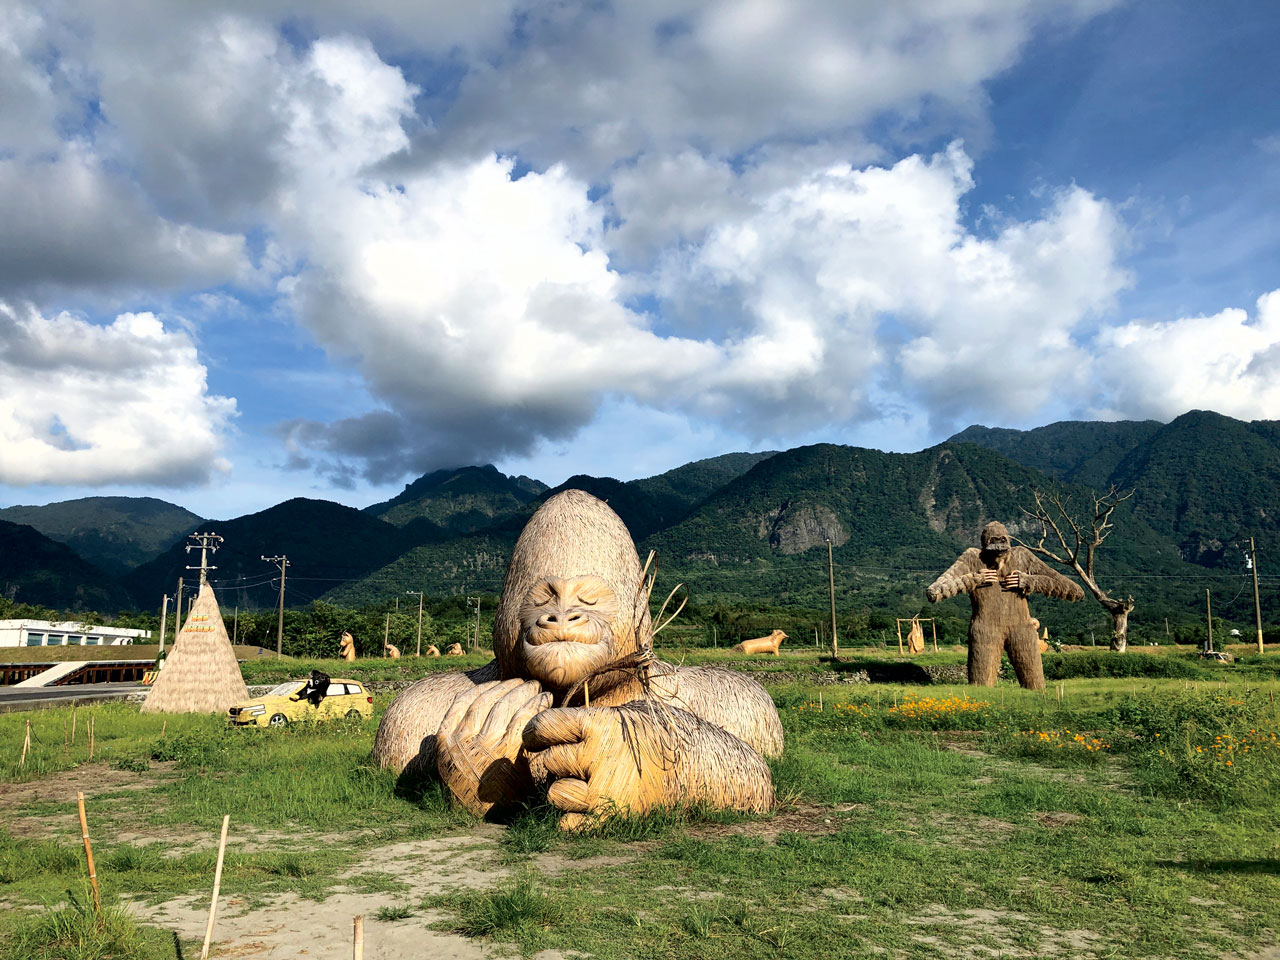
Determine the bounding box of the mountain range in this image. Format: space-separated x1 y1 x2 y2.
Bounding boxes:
2 412 1275 635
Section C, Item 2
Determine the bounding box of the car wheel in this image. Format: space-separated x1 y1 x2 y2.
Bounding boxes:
269 713 288 727
345 709 362 719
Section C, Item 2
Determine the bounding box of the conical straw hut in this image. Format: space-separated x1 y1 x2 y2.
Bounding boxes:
141 582 249 714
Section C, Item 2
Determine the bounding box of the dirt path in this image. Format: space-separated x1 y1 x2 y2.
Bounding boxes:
127 829 581 960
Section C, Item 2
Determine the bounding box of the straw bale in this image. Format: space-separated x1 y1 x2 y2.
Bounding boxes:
141 583 248 714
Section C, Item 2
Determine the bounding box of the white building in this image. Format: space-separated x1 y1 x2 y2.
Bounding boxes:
0 619 151 648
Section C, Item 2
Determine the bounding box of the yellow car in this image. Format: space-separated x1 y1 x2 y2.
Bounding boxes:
228 678 372 727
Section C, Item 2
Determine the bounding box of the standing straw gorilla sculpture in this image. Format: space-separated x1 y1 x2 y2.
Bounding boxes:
926 520 1083 690
374 490 782 828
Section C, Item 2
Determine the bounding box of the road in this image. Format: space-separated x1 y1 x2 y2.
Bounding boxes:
0 682 147 713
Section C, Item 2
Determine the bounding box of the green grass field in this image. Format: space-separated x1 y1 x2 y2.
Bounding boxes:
1 652 1278 958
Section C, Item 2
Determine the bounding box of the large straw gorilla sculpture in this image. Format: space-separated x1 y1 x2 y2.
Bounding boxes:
374 490 782 828
926 520 1083 690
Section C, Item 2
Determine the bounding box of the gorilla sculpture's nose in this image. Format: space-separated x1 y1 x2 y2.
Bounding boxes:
535 604 591 641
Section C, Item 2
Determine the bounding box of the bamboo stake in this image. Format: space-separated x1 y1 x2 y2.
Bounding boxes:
819 691 823 712
583 679 590 708
77 792 102 918
20 719 30 768
200 814 231 960
353 915 365 960
161 720 167 738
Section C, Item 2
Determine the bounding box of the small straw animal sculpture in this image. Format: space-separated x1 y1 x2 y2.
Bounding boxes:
733 630 787 655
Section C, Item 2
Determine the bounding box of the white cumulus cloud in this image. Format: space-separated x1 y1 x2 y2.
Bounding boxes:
1091 290 1280 422
0 303 236 486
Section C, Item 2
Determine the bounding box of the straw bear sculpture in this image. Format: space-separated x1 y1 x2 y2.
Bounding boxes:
374 490 782 828
925 521 1084 690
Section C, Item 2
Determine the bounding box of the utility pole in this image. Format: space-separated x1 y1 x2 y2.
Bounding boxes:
468 596 481 651
232 606 239 644
1251 537 1264 654
1205 588 1213 653
175 577 184 631
383 613 390 656
185 532 224 587
826 539 838 659
262 555 290 658
159 595 169 655
406 591 424 656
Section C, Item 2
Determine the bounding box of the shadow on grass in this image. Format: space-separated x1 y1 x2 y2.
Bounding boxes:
1156 859 1280 875
831 659 936 684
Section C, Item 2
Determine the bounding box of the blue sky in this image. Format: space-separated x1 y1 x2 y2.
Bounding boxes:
0 0 1277 519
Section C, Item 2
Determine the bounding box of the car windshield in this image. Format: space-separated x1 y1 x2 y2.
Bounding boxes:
267 682 304 697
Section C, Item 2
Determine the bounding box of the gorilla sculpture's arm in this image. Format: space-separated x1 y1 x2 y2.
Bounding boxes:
925 548 987 603
523 703 774 830
1002 548 1085 601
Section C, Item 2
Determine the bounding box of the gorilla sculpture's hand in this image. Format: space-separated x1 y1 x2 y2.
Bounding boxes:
523 703 773 830
1000 571 1025 592
436 679 552 818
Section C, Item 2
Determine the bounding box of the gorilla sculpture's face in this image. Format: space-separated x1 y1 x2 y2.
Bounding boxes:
980 521 1011 556
517 575 621 691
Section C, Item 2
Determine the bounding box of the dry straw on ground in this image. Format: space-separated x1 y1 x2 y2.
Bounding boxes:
141 583 249 714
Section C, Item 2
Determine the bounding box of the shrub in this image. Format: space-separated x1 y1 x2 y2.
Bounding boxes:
149 726 238 767
1107 689 1280 807
1042 651 1204 680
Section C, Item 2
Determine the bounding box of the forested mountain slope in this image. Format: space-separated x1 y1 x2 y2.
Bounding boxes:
0 496 202 575
0 519 133 611
952 411 1280 568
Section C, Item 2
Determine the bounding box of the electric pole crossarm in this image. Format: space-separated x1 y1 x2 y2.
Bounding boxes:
185 532 224 587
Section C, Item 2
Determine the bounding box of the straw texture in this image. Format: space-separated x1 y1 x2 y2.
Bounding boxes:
524 701 774 830
372 489 782 825
373 662 500 777
141 583 248 714
926 520 1084 690
732 630 786 655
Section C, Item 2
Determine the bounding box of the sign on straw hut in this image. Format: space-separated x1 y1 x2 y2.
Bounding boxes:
142 582 249 714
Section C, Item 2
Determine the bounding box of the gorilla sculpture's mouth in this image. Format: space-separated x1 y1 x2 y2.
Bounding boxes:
524 615 607 646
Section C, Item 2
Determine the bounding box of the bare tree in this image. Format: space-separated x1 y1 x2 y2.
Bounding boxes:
1021 486 1136 652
